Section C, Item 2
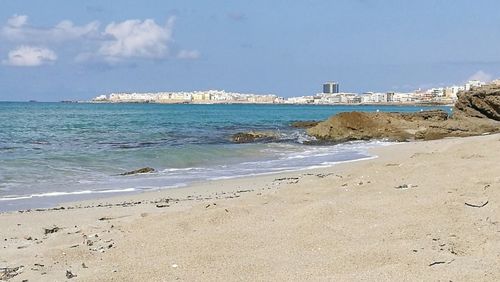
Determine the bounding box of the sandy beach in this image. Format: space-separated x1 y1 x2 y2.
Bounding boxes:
1 134 499 281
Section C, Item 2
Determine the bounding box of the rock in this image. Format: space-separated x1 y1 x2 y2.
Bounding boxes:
454 84 500 121
401 110 449 121
306 111 415 142
231 131 279 143
307 84 500 142
120 167 155 176
290 120 320 128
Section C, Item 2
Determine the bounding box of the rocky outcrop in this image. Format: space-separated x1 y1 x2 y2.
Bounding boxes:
400 110 449 121
453 84 500 121
120 167 155 176
231 131 279 143
290 120 320 128
307 84 500 142
306 111 444 142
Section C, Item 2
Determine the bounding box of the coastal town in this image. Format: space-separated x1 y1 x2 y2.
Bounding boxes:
91 79 494 105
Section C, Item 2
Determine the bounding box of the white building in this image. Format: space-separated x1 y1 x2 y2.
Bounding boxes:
465 80 485 91
92 95 108 101
393 92 415 103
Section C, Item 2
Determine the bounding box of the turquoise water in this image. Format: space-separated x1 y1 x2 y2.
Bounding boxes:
0 102 451 211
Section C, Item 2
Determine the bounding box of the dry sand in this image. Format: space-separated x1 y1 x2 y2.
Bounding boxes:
1 134 499 281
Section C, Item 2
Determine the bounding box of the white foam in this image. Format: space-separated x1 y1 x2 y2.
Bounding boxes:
161 167 202 173
208 155 378 181
0 188 137 201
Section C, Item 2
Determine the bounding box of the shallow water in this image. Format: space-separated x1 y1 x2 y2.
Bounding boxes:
0 102 451 211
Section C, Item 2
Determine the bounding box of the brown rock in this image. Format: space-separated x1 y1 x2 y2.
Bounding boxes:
290 120 320 128
306 111 425 142
231 131 279 143
401 110 449 121
120 167 155 176
454 84 500 121
307 84 500 142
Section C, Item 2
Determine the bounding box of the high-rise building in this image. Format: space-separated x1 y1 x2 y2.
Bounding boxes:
323 82 339 94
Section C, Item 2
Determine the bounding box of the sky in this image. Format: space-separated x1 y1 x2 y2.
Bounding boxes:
1 0 500 101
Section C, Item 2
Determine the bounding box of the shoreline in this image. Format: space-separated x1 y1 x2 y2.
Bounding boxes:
1 134 499 281
0 141 386 213
0 152 380 214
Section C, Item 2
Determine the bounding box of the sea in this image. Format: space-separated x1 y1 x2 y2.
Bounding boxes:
0 102 451 211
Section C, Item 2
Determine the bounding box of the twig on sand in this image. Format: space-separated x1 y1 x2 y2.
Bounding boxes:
428 261 446 267
465 201 489 208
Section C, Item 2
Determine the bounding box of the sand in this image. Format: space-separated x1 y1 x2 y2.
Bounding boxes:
1 134 499 281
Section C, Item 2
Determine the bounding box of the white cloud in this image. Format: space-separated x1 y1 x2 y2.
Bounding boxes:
2 46 57 66
6 14 28 28
177 49 200 60
2 14 99 42
98 17 175 61
51 20 100 41
1 15 197 65
468 70 493 82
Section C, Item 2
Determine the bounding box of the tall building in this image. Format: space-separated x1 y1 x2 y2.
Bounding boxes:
386 92 395 102
323 82 339 94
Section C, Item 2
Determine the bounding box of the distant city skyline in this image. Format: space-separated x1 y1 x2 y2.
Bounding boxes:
90 78 489 106
1 0 500 101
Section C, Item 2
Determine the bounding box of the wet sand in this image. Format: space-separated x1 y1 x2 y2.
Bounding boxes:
1 134 499 281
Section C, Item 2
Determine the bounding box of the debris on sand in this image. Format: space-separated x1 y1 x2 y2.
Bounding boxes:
465 200 489 208
395 184 418 190
0 266 24 280
273 177 300 184
43 226 60 235
428 261 446 267
66 269 77 279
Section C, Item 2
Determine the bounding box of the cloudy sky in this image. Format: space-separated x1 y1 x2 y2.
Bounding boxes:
1 0 499 101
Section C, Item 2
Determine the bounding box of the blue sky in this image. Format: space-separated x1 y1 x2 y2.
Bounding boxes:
1 0 499 101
